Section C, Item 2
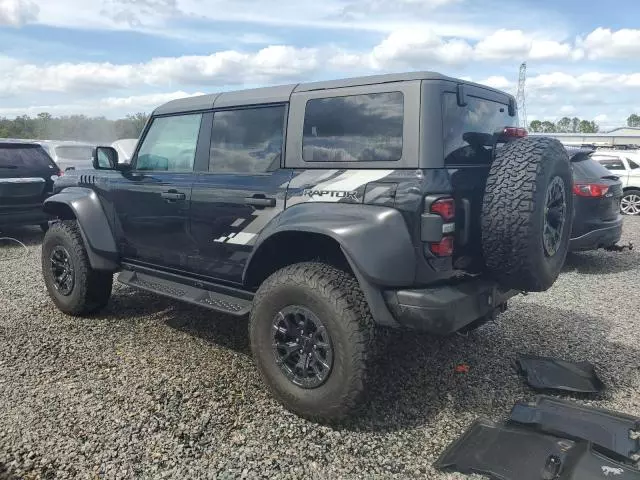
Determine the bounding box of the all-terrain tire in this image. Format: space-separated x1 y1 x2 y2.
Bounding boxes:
42 220 113 316
482 137 573 292
249 262 374 422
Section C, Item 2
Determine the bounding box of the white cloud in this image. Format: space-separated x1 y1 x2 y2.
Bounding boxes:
0 0 38 26
0 91 203 117
594 113 609 122
477 76 512 90
529 40 573 60
475 29 531 60
559 105 576 115
0 46 320 94
581 27 640 59
368 29 473 67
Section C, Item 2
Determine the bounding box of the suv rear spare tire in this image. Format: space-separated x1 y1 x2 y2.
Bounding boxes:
482 137 573 292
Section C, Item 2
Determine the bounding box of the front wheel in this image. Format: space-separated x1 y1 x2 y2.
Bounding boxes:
620 189 640 215
249 262 374 422
42 220 113 316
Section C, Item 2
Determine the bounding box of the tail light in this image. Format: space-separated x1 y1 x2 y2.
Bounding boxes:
573 183 609 198
430 237 454 257
430 198 455 222
502 127 528 138
426 196 455 257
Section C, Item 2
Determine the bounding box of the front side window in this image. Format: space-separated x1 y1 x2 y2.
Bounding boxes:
136 114 202 171
594 157 626 171
302 92 403 163
443 93 515 165
209 105 285 174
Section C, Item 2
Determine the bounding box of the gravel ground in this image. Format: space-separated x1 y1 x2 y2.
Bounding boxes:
0 218 639 480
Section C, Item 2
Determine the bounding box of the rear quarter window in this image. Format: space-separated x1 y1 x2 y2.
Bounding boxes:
442 93 515 165
593 156 626 171
302 92 403 162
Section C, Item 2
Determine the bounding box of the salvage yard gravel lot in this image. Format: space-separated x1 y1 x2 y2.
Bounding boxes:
1 219 639 480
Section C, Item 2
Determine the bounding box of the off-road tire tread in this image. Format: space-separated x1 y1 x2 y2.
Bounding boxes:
482 136 571 291
42 220 112 316
250 262 374 422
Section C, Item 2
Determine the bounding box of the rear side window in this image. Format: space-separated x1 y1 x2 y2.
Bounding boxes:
443 93 515 165
0 145 57 170
209 105 285 174
627 158 640 169
572 158 615 180
302 92 403 162
55 145 94 160
594 157 626 171
136 113 202 171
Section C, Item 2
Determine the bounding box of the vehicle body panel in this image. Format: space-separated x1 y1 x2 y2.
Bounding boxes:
0 142 60 227
569 155 623 250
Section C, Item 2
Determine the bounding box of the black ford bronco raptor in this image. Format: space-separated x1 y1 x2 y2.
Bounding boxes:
41 72 573 421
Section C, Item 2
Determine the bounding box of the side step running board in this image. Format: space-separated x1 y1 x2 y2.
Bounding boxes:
118 269 252 316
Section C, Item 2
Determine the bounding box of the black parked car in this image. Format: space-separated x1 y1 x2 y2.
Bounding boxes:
568 148 623 251
0 141 61 231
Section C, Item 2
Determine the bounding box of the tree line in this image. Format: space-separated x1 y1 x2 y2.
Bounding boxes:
529 114 640 134
0 112 150 143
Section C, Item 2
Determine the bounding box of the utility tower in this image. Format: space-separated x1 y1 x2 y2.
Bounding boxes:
516 62 527 129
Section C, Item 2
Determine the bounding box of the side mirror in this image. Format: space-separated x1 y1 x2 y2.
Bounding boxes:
93 146 118 170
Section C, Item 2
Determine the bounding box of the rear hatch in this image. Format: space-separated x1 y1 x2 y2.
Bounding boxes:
571 154 622 230
0 143 60 209
441 91 518 271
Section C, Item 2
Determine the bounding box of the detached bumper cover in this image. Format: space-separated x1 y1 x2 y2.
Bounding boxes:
510 396 640 463
570 218 623 251
436 418 640 480
384 278 517 334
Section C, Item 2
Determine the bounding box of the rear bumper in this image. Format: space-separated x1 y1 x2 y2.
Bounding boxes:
569 217 623 251
0 205 48 227
383 278 518 334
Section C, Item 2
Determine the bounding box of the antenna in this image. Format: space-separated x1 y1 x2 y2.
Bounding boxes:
516 62 527 129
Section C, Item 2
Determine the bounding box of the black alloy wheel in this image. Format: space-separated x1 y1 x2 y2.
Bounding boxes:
272 305 333 389
50 245 75 295
542 175 567 257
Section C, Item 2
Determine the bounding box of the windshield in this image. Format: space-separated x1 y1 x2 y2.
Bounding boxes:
55 145 94 160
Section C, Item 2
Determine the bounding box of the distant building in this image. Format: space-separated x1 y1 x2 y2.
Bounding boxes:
530 127 640 149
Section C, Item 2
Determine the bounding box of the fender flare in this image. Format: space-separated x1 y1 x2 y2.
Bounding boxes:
43 187 119 271
244 203 417 287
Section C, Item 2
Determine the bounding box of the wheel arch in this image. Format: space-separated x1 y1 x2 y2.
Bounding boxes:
43 187 119 271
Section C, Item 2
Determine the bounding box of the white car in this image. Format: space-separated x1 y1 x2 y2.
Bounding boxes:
38 140 96 172
592 150 640 215
111 138 138 164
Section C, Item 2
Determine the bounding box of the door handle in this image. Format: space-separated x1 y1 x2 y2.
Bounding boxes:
161 191 186 201
245 195 276 208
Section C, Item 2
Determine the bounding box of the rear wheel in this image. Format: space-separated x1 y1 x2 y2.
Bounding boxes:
42 220 113 316
249 262 374 422
482 137 573 292
620 189 640 215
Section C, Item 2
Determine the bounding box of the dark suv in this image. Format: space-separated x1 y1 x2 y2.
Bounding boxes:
41 72 573 421
0 141 61 231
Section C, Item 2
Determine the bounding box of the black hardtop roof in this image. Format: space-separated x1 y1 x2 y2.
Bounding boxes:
153 71 512 115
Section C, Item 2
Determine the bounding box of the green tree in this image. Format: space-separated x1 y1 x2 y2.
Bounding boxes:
556 117 572 133
628 114 640 127
529 120 542 132
578 120 599 133
540 121 557 133
571 117 580 133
